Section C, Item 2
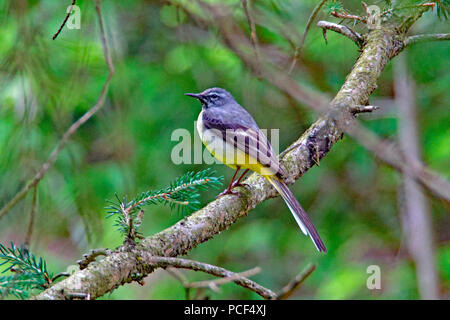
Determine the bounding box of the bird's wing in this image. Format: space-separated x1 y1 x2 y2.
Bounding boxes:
202 108 284 177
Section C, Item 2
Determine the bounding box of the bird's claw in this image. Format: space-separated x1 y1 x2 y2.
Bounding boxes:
215 182 248 199
231 181 248 188
216 189 239 199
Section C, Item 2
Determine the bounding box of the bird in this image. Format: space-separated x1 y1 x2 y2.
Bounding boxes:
185 87 326 253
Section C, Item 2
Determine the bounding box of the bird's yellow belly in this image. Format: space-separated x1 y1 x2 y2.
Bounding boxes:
197 111 275 176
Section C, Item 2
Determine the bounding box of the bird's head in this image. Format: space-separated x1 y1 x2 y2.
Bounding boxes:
185 87 234 108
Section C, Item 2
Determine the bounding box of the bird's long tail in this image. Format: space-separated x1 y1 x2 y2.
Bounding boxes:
266 176 327 253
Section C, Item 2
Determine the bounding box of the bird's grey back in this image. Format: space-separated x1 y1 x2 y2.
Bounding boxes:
203 101 259 131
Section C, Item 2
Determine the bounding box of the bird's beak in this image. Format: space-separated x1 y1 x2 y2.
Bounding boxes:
185 93 206 104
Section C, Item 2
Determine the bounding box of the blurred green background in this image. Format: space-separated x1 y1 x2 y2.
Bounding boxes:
0 0 448 299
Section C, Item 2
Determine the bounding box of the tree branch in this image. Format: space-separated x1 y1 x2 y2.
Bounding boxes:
77 248 112 270
144 257 275 299
330 10 366 23
175 266 262 294
276 264 316 300
52 0 77 40
404 33 450 46
36 253 276 299
317 20 364 47
24 186 38 247
288 0 328 73
351 105 380 114
345 122 450 204
241 0 261 75
395 54 438 299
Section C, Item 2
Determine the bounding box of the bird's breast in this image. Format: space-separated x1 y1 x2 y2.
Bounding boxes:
196 110 233 167
196 110 205 140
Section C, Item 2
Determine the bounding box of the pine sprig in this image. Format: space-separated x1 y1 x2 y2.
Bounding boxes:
106 169 223 239
0 243 53 299
0 243 51 282
0 274 45 299
436 0 449 19
383 1 446 19
325 0 344 14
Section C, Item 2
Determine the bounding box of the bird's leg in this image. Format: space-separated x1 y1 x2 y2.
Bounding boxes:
216 167 241 198
231 169 249 188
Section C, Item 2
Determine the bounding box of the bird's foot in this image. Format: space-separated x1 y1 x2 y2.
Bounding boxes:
231 181 248 188
216 188 239 199
215 182 248 199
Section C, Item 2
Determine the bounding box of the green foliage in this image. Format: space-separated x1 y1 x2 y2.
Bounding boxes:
325 0 344 14
105 169 223 238
0 243 52 299
0 274 43 299
388 0 449 20
436 0 450 19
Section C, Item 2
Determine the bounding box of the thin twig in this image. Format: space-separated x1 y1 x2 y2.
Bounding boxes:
288 0 327 74
405 33 450 46
52 0 77 40
166 267 192 299
166 267 190 287
0 0 114 221
361 1 369 15
122 178 211 216
330 10 366 23
395 55 438 299
188 267 261 291
241 0 261 75
144 256 276 299
167 266 261 295
346 122 450 204
351 105 380 114
24 186 38 247
317 20 364 47
276 264 316 300
77 248 112 270
51 272 71 283
381 2 436 18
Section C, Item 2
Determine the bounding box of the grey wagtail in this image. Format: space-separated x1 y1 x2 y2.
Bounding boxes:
185 87 326 253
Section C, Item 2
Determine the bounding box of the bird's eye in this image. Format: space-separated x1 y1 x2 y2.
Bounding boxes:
210 94 218 100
